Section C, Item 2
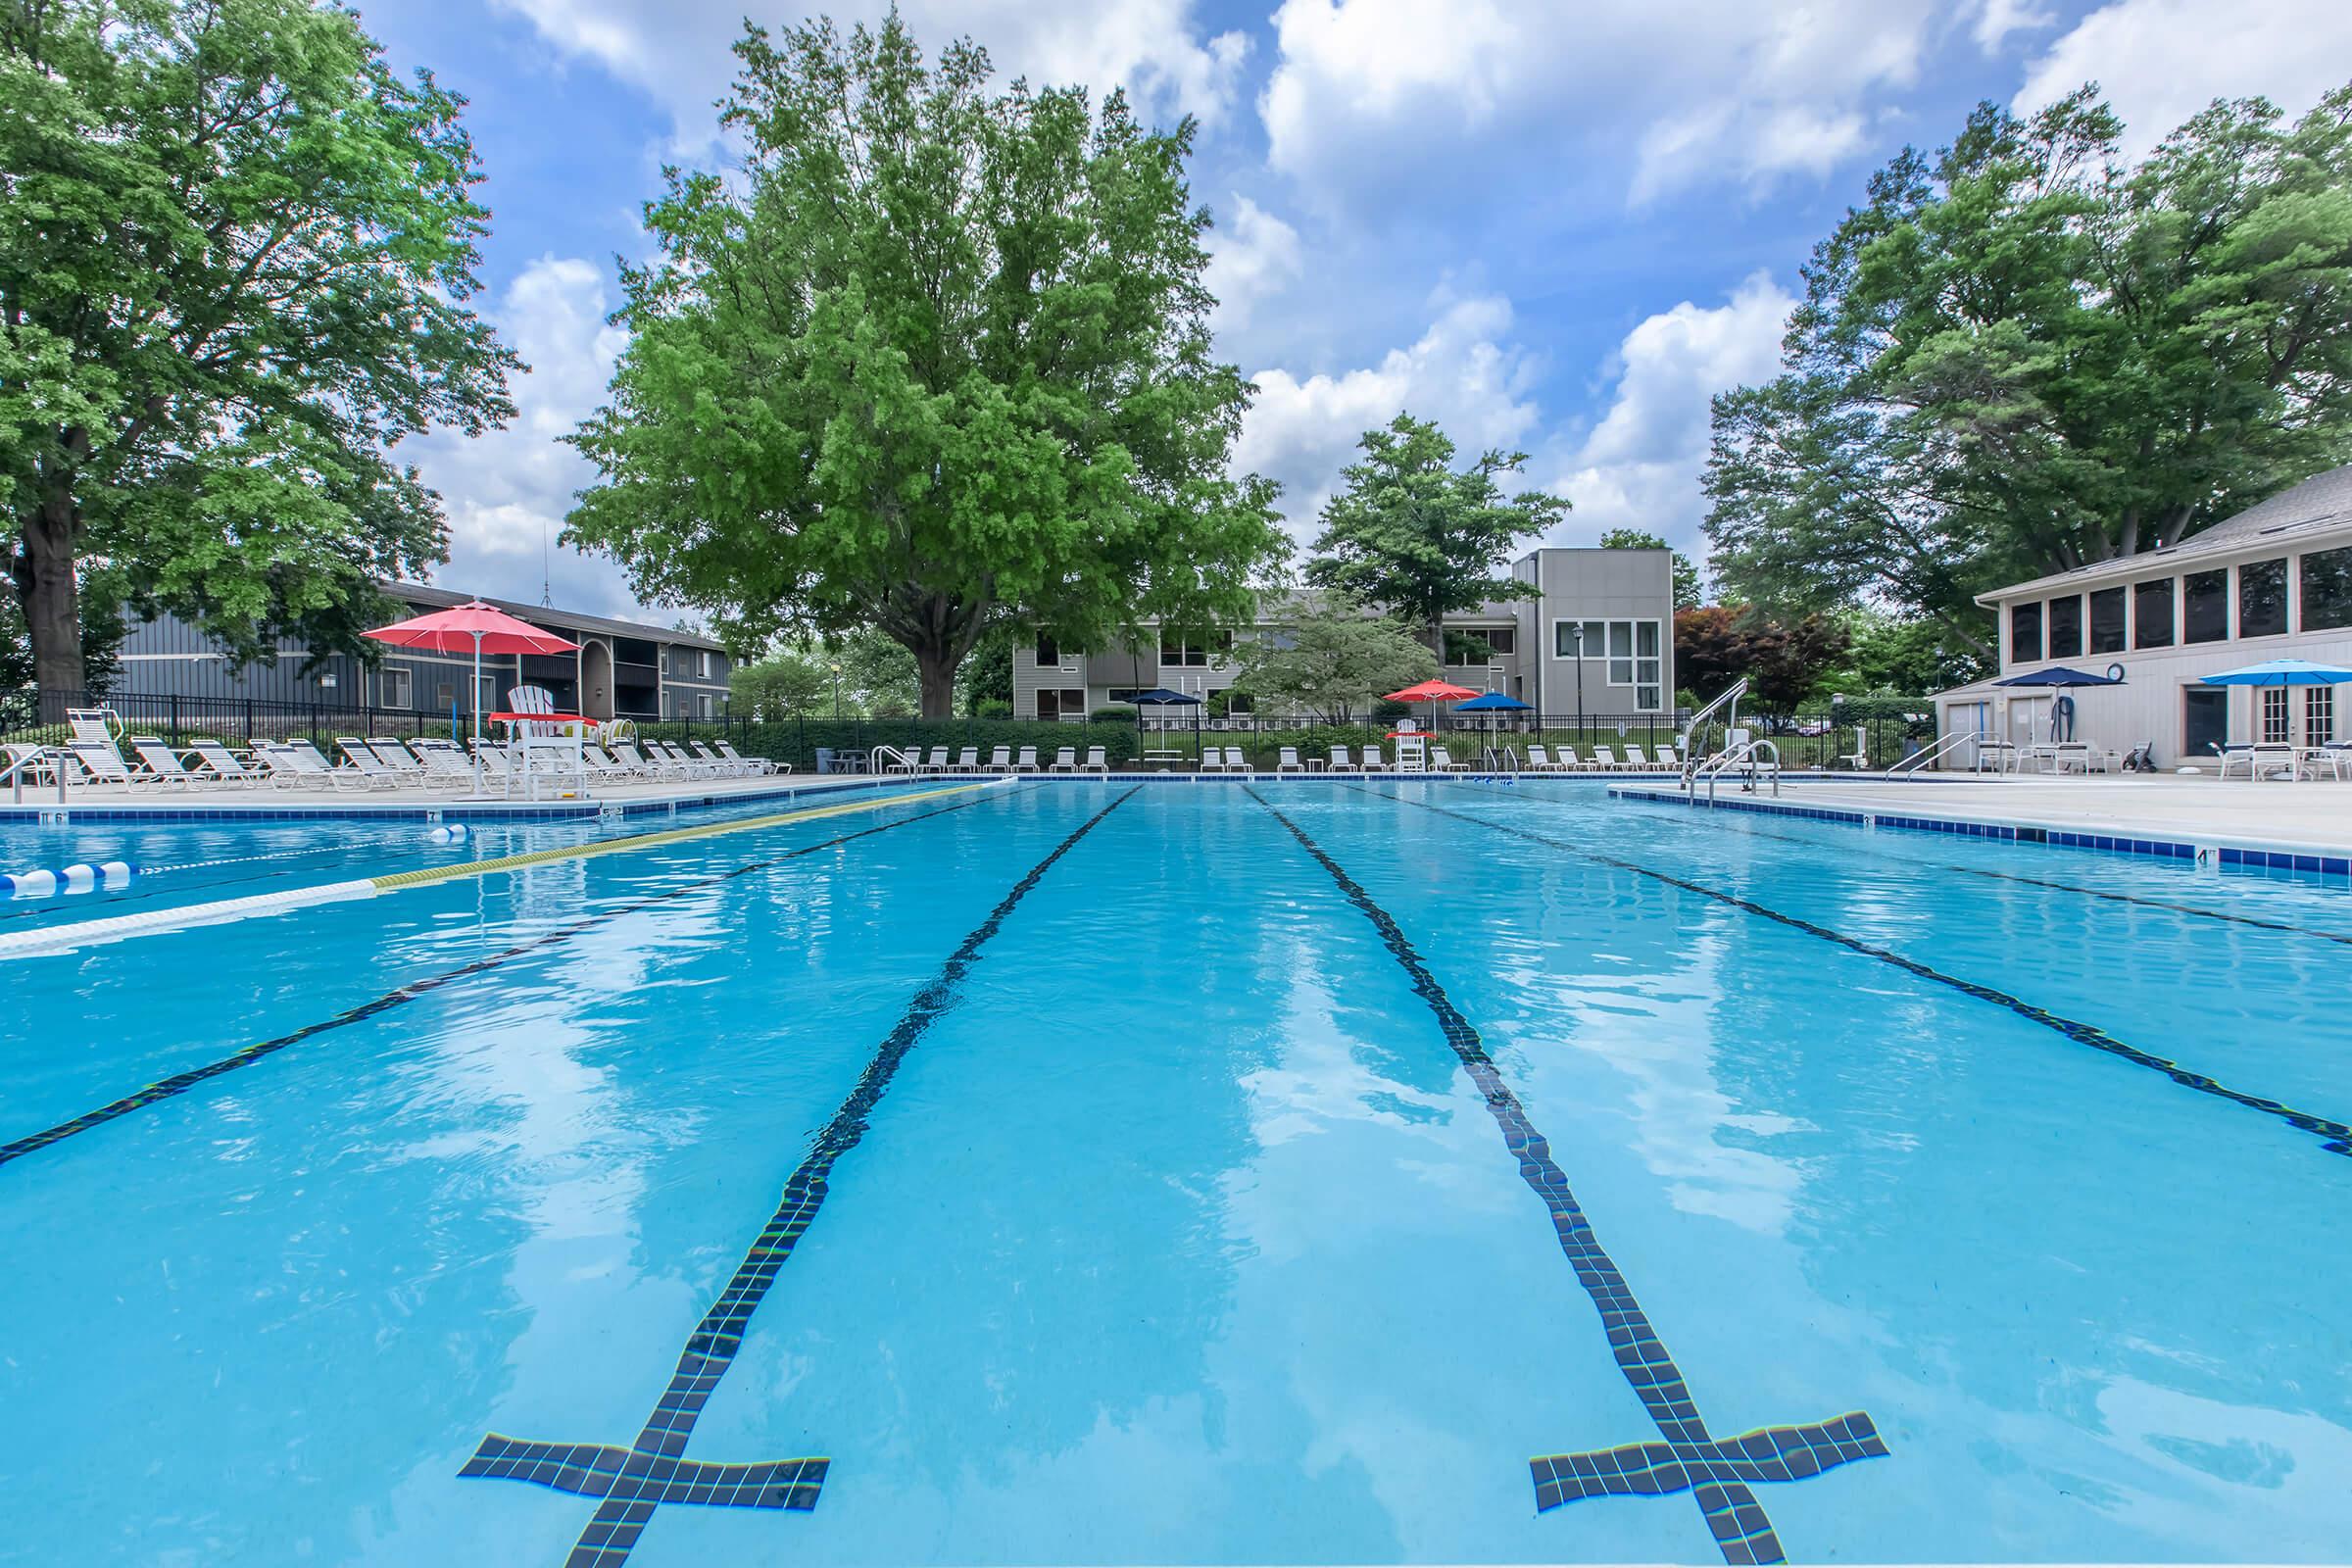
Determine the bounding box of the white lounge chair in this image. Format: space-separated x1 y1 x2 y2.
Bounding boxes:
255 741 364 791
1327 746 1359 774
126 736 205 789
1360 744 1386 772
955 746 980 772
334 739 411 790
1592 746 1620 770
690 740 741 776
1276 746 1304 774
1082 746 1109 774
1013 745 1041 773
982 745 1014 774
1624 745 1652 769
1198 747 1227 773
1048 746 1079 772
716 739 779 775
1223 747 1248 772
1429 746 1466 772
917 745 950 774
412 738 482 786
63 739 147 789
66 708 122 748
185 739 267 787
366 738 431 784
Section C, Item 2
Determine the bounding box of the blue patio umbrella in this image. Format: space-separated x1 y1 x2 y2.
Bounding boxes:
1453 691 1532 710
2197 659 2352 687
1117 687 1203 764
1992 664 2124 743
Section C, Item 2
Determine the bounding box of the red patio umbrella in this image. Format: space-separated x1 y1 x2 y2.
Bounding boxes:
1384 677 1481 733
363 600 578 746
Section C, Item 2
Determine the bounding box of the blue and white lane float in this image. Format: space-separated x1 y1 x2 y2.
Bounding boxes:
2 861 134 897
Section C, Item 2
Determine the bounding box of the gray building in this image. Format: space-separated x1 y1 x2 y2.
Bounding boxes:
113 580 732 721
1013 545 1677 719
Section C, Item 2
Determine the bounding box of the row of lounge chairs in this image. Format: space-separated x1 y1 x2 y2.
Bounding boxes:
886 745 1112 774
4 732 781 793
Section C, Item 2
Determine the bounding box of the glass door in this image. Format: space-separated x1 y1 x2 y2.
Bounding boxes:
2182 686 2228 763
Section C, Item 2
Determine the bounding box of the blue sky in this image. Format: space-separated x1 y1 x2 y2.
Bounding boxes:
361 0 2352 622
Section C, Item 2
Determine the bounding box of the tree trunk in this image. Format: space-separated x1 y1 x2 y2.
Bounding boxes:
916 648 957 719
21 467 84 697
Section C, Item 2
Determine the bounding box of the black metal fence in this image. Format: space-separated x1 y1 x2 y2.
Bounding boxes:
4 689 1937 773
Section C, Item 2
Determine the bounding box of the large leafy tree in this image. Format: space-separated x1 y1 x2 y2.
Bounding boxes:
567 14 1286 718
1232 591 1438 723
1703 82 2352 657
1306 413 1567 648
0 0 518 695
1673 606 1852 711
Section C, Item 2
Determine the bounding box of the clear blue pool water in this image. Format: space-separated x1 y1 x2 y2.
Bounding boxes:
2 780 2347 1565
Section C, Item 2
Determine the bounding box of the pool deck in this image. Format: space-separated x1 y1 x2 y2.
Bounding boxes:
1611 773 2352 865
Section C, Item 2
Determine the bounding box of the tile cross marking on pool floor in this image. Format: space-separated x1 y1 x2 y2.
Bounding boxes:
1246 788 1886 1565
461 788 1136 1568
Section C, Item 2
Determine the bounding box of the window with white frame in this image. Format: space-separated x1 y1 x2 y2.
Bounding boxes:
380 666 413 709
698 692 712 719
2306 686 2334 746
2263 687 2290 743
1553 618 1663 710
695 650 711 680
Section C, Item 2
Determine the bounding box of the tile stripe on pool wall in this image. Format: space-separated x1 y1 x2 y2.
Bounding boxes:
1243 787 1886 1566
0 786 1041 1169
462 786 1138 1568
1371 785 2352 1160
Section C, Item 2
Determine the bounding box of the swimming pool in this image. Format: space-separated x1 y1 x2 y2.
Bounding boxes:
3 780 2346 1564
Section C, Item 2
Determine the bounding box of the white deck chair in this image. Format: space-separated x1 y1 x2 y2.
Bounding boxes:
1327 746 1360 774
1592 746 1620 770
1276 746 1304 774
1082 746 1109 774
1223 746 1246 772
66 708 122 747
1430 745 1466 772
1013 745 1041 773
1198 747 1227 773
918 746 950 774
65 740 141 789
716 740 782 775
1049 746 1079 773
690 740 744 776
955 746 980 772
126 736 205 789
185 739 267 787
411 738 481 786
257 741 365 791
366 738 430 784
1623 745 1651 768
334 738 410 790
983 745 1014 773
1360 744 1386 772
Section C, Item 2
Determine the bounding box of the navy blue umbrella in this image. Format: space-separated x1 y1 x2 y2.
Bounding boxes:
1117 687 1203 765
1992 665 2122 744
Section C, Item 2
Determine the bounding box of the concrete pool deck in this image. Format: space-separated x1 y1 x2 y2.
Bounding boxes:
1610 773 2352 863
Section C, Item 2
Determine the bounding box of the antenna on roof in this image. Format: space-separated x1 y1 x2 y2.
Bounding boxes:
541 516 553 608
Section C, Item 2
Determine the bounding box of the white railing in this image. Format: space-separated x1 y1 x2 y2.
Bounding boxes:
1679 677 1750 795
1886 730 1979 778
870 744 920 775
1692 736 1781 801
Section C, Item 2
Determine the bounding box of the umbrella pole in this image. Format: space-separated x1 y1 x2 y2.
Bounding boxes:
470 632 484 799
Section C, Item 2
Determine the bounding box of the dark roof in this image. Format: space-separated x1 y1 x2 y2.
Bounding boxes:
1983 464 2352 602
379 580 725 652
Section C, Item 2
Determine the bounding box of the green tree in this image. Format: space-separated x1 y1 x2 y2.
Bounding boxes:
956 624 1016 716
1306 413 1567 649
565 14 1286 717
1703 82 2352 655
1595 527 1703 610
1824 610 1987 695
730 649 830 717
1 0 518 694
1231 591 1438 722
830 627 920 717
1672 605 1851 710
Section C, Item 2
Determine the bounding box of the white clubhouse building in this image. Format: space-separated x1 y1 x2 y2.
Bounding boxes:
1935 464 2352 767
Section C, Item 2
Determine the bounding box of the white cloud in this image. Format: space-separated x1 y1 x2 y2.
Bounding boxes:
495 0 1250 151
1554 271 1794 553
2014 0 2352 159
405 256 648 618
1968 0 2054 51
1259 0 1941 205
1204 195 1304 338
1235 292 1544 542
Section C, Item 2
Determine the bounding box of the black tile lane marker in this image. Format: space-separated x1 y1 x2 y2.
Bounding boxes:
1364 783 2352 1159
1242 787 1885 1566
0 786 1041 1170
461 786 1137 1568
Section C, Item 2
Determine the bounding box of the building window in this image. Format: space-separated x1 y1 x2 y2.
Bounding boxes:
2263 687 2290 743
2239 558 2288 637
2133 578 2175 649
2302 547 2352 631
695 650 711 680
1034 636 1060 666
698 692 712 719
1158 632 1231 667
2182 569 2229 645
380 667 413 709
2307 686 2335 746
2088 586 2127 653
2009 601 2042 663
1484 627 1515 656
2046 596 2082 660
1551 619 1660 706
435 681 456 707
1554 620 1593 659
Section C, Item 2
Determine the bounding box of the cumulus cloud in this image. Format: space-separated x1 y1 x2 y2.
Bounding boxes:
1259 0 1940 206
1235 292 1545 543
495 0 1250 151
1967 0 2054 51
1553 271 1794 553
1204 195 1305 339
2014 0 2352 159
404 256 649 618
